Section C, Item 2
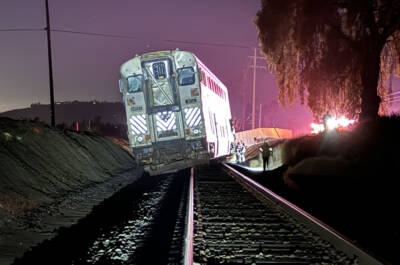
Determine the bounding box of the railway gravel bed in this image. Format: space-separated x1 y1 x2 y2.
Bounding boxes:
193 164 357 265
0 167 142 265
12 169 190 265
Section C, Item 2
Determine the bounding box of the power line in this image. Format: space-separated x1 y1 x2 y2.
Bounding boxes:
385 90 400 97
55 29 253 48
385 99 400 103
0 28 43 32
1 26 255 49
383 94 400 101
386 99 400 103
52 29 138 40
164 39 251 49
54 29 252 49
248 48 268 129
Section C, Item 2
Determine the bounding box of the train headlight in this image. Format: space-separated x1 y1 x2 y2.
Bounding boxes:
137 136 143 142
193 129 199 134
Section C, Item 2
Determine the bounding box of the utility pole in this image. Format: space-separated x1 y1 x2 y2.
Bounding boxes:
45 0 56 127
249 48 267 129
241 69 247 131
252 48 256 130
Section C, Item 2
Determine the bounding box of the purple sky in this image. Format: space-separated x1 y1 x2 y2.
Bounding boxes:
5 0 396 134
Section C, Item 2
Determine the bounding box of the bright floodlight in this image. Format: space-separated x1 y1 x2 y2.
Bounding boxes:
326 118 336 130
310 115 356 134
310 123 324 134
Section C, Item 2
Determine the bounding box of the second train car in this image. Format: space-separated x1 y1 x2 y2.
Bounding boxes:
119 50 234 175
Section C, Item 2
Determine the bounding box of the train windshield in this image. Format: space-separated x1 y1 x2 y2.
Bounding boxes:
178 67 195 86
127 75 143 93
144 60 175 107
152 62 167 79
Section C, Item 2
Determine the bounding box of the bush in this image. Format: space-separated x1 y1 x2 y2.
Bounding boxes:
281 134 322 166
281 114 400 172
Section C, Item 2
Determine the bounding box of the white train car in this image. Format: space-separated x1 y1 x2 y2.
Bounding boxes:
119 50 234 175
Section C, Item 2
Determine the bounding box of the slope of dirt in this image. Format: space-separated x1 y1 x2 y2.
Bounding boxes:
0 117 142 264
235 115 400 264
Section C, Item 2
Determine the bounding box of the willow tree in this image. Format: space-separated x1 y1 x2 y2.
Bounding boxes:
254 0 400 121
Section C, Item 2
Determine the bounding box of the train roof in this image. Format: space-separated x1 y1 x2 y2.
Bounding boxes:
120 50 229 93
120 50 191 72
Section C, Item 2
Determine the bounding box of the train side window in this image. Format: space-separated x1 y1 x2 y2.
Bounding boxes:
177 67 195 86
127 75 143 93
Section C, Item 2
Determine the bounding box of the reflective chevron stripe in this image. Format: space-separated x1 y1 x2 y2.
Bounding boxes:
129 115 147 135
184 107 202 127
156 111 177 132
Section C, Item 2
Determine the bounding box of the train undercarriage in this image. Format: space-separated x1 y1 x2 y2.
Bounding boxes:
133 139 210 175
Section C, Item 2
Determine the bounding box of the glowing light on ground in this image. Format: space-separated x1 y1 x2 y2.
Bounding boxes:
310 116 356 134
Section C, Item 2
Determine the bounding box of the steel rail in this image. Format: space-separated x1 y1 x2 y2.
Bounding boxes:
183 167 194 265
222 163 385 265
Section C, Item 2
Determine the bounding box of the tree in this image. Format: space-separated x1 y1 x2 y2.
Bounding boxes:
254 0 400 121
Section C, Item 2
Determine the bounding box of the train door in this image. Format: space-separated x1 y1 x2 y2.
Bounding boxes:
213 113 219 156
143 59 183 142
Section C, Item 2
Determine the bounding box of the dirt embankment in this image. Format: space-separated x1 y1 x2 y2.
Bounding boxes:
0 117 142 264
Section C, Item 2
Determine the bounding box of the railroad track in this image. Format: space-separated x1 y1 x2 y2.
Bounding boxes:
11 163 383 265
189 163 383 265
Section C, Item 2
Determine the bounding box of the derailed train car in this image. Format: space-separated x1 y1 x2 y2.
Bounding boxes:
119 50 234 175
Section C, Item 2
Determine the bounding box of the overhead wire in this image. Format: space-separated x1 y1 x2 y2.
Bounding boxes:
385 90 400 96
382 90 400 102
0 28 44 32
51 29 138 40
0 24 258 51
52 29 254 48
164 39 251 49
386 99 400 103
1 26 255 49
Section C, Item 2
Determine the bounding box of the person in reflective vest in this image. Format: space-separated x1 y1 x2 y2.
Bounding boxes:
235 142 242 163
230 142 235 155
259 140 271 171
240 141 246 163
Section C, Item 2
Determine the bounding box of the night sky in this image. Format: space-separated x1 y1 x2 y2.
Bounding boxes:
5 0 389 134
